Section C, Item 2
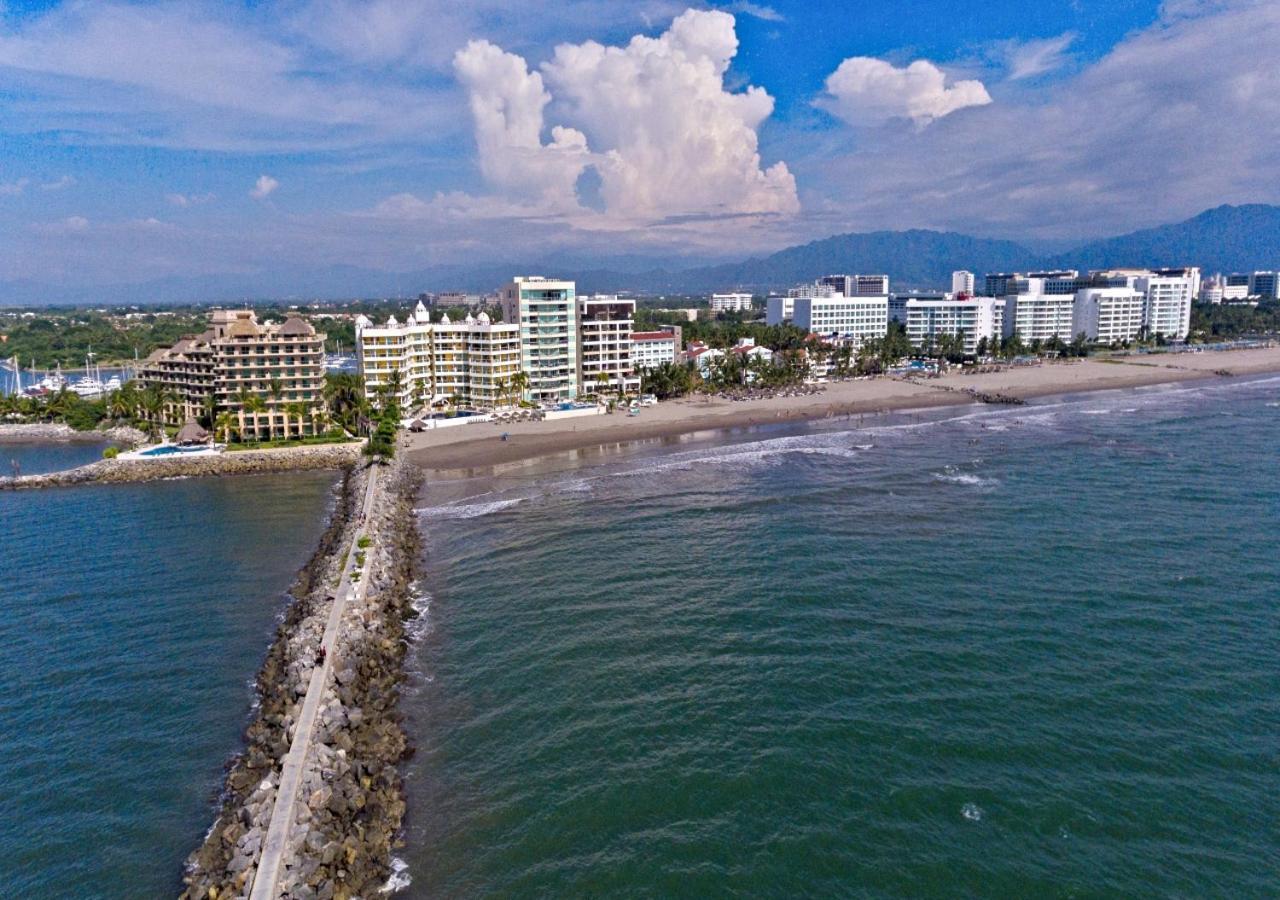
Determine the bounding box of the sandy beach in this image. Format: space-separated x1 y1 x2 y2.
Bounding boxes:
405 345 1280 474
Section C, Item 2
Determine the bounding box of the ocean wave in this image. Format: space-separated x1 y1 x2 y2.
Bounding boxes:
417 497 526 519
381 857 411 893
934 468 998 488
404 584 432 643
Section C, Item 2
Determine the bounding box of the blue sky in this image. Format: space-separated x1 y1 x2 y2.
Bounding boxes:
1 0 1278 294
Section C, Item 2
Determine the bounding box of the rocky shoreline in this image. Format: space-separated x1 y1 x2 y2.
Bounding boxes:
0 421 147 446
0 443 362 490
180 454 421 898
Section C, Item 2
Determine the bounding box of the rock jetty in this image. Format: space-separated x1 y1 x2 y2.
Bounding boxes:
0 443 362 490
0 422 147 446
180 454 421 899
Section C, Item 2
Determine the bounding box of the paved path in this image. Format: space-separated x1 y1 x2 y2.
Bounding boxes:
250 466 380 899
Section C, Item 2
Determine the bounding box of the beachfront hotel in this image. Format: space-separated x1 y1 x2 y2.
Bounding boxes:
501 276 581 402
355 303 521 410
990 268 1197 342
1072 288 1146 344
138 309 327 437
579 295 640 395
903 296 1005 354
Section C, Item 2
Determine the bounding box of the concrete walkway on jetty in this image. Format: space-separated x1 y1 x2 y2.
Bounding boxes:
250 466 381 899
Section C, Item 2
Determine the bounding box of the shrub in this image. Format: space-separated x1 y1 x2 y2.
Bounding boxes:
102 446 119 459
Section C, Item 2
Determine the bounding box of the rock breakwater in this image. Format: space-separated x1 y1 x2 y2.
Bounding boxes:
180 454 421 898
0 422 147 446
0 443 362 490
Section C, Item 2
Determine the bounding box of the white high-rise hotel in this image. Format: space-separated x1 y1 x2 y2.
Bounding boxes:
359 277 659 410
501 276 581 402
993 268 1197 343
356 303 521 410
767 274 890 347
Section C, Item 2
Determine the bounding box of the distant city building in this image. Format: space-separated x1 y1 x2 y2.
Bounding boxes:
430 291 481 308
816 273 891 296
139 309 327 437
1199 275 1225 304
788 282 839 299
630 329 681 371
904 296 1004 355
1223 273 1251 300
579 295 639 394
501 276 580 402
983 273 1018 297
1248 271 1279 299
356 303 520 410
765 295 794 324
655 308 700 322
951 270 976 296
710 292 754 313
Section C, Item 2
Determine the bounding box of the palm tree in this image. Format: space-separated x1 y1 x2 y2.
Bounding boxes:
309 405 330 437
267 377 286 438
234 386 254 441
510 369 530 405
493 375 508 410
214 411 236 443
244 393 268 441
284 401 307 439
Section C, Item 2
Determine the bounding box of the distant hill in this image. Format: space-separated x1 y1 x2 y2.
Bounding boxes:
621 229 1040 293
1047 204 1280 273
3 204 1278 305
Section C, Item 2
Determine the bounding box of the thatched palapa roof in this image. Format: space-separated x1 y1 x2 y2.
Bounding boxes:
175 420 210 445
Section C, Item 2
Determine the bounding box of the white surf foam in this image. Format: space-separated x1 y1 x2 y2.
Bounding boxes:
417 497 526 519
961 802 983 822
381 857 411 893
934 467 998 488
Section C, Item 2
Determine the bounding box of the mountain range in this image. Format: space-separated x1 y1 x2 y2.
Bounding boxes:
3 204 1279 306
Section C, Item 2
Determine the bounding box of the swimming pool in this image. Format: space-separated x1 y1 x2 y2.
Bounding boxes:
139 445 211 457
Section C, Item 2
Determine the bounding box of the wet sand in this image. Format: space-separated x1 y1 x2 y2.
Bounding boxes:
405 345 1280 475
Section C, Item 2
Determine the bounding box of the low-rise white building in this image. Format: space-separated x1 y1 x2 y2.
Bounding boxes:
904 296 1004 354
630 330 680 370
710 292 753 313
1073 288 1145 344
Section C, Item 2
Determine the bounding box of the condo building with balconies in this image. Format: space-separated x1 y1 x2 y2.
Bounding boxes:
139 309 326 438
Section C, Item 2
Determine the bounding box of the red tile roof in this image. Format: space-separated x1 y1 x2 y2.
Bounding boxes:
631 331 676 341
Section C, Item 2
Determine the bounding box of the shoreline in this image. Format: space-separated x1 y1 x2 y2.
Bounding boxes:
405 345 1280 474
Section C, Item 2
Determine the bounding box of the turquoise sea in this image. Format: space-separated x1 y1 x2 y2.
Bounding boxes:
401 375 1279 897
0 457 338 897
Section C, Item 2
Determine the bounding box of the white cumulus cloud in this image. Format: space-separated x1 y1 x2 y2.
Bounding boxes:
819 57 992 127
452 9 797 222
250 175 279 199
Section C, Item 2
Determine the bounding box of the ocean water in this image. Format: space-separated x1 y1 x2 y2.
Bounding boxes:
0 460 338 897
402 375 1280 897
2 439 115 476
